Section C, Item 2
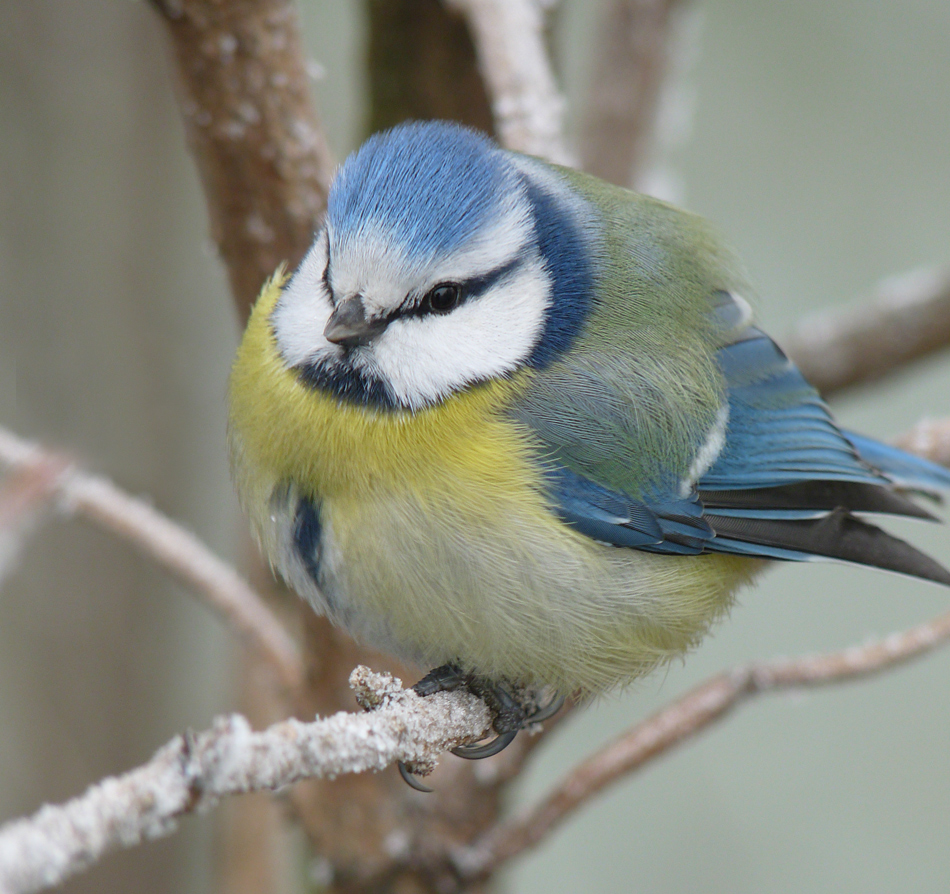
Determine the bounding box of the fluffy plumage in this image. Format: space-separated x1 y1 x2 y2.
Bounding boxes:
228 121 950 695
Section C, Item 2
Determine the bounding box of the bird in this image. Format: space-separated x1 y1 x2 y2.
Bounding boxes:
228 120 950 785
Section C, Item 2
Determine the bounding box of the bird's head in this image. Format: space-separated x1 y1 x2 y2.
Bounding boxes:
270 121 596 411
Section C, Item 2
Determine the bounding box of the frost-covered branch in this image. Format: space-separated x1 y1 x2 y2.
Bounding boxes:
2 409 948 889
0 427 303 695
446 0 572 164
0 669 491 894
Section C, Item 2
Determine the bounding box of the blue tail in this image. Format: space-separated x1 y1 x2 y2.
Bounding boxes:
844 430 950 494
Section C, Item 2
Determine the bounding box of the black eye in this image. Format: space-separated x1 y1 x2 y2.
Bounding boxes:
424 283 463 314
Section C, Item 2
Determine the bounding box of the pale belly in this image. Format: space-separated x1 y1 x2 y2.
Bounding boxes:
266 481 763 695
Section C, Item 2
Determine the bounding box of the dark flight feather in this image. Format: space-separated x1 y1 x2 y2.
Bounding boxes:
708 509 950 586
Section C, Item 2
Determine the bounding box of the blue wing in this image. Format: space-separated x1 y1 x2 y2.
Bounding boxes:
532 292 950 585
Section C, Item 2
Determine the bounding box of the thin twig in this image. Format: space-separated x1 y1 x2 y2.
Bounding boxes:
150 2 508 882
445 0 572 164
0 427 303 695
0 669 492 894
783 266 950 396
455 608 950 880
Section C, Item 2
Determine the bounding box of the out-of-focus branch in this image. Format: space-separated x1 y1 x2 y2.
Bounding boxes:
455 606 950 880
148 0 334 322
580 0 692 188
445 0 572 164
0 669 492 894
0 458 68 587
367 0 494 135
894 417 950 468
0 427 303 696
784 266 950 397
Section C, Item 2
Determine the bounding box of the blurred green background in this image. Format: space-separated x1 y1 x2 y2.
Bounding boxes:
1 1 948 892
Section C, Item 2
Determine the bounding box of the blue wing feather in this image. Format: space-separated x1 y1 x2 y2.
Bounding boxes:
842 430 950 493
536 298 949 582
701 329 889 490
547 466 713 555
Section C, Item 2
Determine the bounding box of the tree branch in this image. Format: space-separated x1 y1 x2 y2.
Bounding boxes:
894 417 950 468
0 458 68 588
783 266 950 396
5 590 949 892
148 2 510 887
2 401 947 888
367 0 494 135
580 0 691 188
455 606 950 880
0 427 303 696
149 0 334 321
445 0 572 164
0 669 492 894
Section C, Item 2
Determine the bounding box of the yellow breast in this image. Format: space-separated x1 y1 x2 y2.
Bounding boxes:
228 271 549 513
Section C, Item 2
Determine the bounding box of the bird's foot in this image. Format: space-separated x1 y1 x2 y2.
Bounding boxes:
397 664 564 791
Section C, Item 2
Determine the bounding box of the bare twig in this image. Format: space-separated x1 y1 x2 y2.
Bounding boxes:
0 669 492 894
784 266 950 396
455 608 950 880
6 598 949 893
0 427 303 695
445 0 572 164
2 409 947 890
148 0 334 322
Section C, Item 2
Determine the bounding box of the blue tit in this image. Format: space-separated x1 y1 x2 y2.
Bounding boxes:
228 120 950 739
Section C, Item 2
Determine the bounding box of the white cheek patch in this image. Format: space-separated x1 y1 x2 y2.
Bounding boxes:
371 256 551 408
271 235 336 368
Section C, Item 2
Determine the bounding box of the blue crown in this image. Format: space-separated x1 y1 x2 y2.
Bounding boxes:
327 121 518 260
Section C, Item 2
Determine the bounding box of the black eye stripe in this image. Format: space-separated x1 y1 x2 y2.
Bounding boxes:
461 255 522 300
395 256 523 322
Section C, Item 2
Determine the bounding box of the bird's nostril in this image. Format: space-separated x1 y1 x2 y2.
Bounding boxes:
324 296 387 347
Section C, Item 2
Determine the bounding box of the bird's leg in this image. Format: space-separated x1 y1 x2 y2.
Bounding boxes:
413 663 526 736
397 664 565 790
411 663 471 697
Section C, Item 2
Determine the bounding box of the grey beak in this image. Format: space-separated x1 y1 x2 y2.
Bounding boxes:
324 296 388 347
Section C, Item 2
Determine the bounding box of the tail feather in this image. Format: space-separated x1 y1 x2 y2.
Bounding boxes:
700 480 937 520
708 508 950 586
845 430 950 495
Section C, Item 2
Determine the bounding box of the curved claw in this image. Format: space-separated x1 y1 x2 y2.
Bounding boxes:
527 694 565 725
397 760 434 793
452 729 518 760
